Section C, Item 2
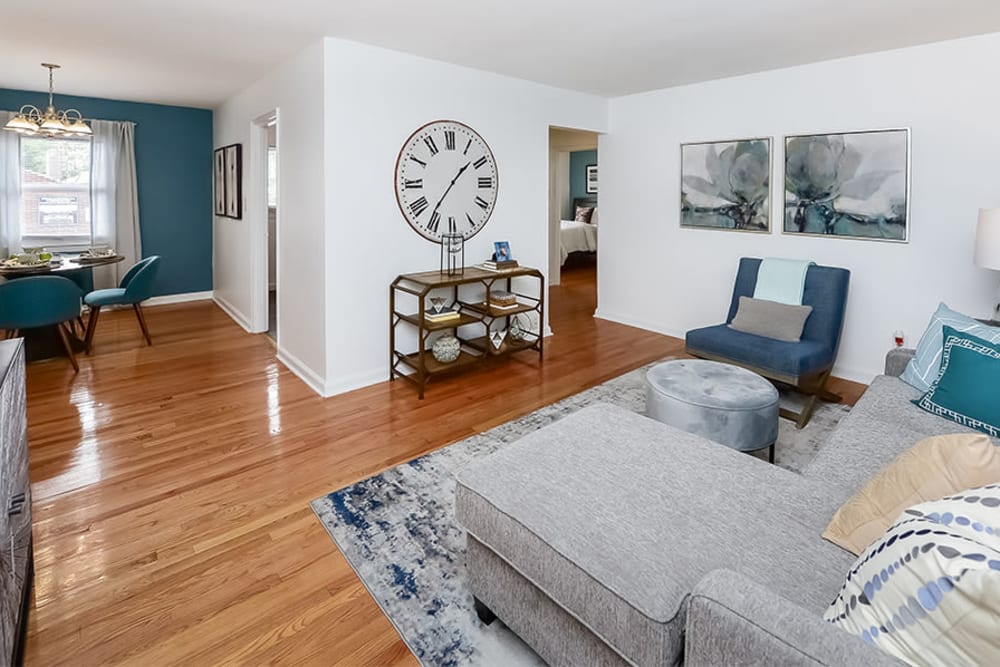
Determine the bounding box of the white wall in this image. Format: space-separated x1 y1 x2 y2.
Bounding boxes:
213 40 327 391
322 39 607 395
599 33 1000 383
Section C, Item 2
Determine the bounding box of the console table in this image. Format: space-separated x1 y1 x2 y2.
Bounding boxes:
0 339 32 666
390 266 544 398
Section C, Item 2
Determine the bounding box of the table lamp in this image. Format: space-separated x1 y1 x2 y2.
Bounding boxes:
975 207 1000 321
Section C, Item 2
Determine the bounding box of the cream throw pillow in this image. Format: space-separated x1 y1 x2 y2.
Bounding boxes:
823 433 1000 554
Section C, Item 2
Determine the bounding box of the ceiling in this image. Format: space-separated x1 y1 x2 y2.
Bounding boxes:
2 1 1000 109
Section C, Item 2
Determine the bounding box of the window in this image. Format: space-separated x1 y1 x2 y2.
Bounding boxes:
267 146 277 208
20 136 92 247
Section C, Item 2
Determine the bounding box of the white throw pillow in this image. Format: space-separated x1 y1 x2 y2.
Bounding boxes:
824 485 1000 666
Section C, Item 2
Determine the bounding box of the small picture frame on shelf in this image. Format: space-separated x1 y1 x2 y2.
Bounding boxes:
493 241 512 261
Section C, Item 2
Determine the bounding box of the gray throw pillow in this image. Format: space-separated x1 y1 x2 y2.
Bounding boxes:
729 296 813 342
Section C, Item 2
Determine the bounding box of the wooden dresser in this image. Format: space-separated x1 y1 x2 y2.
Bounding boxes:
0 339 31 666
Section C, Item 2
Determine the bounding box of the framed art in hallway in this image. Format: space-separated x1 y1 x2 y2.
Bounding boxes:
681 137 771 232
223 143 243 220
213 148 226 216
783 128 910 242
586 164 598 194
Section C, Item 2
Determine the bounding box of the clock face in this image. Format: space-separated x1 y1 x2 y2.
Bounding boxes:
394 120 499 242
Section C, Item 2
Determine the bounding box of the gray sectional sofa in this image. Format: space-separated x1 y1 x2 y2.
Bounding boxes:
455 349 983 666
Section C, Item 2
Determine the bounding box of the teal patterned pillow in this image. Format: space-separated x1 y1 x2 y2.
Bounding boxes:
824 485 1000 665
901 303 1000 392
913 326 1000 437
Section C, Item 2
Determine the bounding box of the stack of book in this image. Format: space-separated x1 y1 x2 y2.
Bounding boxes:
482 259 519 271
425 306 460 324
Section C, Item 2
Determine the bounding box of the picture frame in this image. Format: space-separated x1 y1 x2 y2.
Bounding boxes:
783 128 910 242
493 241 512 261
680 137 772 233
213 148 226 216
586 164 598 194
223 143 243 220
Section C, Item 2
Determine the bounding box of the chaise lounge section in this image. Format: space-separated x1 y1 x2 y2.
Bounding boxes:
455 348 986 665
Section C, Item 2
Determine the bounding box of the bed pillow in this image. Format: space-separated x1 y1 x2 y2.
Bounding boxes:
728 296 813 342
589 207 598 225
574 206 594 223
823 433 1000 555
901 303 1000 391
913 327 1000 437
824 485 1000 666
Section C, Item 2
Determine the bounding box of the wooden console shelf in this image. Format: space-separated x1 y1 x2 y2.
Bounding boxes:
390 266 545 398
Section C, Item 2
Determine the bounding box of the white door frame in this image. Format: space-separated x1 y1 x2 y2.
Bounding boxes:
249 109 278 337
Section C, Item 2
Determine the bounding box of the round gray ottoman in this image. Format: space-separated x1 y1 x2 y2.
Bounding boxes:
645 359 779 462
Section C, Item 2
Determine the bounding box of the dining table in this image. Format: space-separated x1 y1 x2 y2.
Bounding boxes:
0 253 127 363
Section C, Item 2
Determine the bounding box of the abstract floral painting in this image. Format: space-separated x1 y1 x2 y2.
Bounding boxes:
784 128 909 241
681 138 771 232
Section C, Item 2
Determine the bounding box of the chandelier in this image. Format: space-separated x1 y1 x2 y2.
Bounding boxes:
3 63 92 138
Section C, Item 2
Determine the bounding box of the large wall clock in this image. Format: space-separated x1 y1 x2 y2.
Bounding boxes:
394 120 499 242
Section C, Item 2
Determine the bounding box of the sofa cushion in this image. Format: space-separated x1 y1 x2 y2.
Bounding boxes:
822 433 1000 555
913 327 1000 438
900 302 1000 391
729 296 813 342
686 323 831 379
455 403 855 667
824 485 1000 666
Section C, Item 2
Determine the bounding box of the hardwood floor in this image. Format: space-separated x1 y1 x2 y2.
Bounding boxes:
21 264 864 665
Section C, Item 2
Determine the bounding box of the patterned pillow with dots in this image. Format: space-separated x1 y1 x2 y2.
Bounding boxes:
824 484 1000 666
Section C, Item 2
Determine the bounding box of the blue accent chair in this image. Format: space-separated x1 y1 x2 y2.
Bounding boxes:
685 257 851 428
84 256 161 352
0 275 84 372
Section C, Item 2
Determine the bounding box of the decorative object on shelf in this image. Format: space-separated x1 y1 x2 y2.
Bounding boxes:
222 143 243 219
490 329 507 350
488 290 517 307
509 314 529 341
440 232 464 276
586 164 598 194
681 137 771 232
213 148 226 215
492 241 512 262
975 208 1000 320
783 128 910 241
3 63 92 137
425 304 460 323
432 334 461 363
394 120 499 243
428 296 448 314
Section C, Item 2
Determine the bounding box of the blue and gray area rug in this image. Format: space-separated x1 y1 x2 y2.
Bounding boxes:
310 362 850 666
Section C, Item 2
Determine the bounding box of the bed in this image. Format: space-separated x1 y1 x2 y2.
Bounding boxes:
560 197 598 265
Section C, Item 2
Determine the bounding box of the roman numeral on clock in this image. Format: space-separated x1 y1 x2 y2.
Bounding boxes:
463 139 472 155
428 211 440 233
444 130 456 151
473 156 488 169
409 156 427 167
466 213 476 228
448 216 456 235
409 196 429 217
478 177 492 189
403 179 422 189
475 196 489 210
423 136 439 156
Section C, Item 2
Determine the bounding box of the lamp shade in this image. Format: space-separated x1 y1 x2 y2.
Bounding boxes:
975 208 1000 271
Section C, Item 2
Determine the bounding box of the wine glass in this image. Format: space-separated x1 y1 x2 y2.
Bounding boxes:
893 330 904 347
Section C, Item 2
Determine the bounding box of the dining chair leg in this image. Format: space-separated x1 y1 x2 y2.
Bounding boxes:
56 324 80 373
133 303 153 346
76 316 86 336
84 305 102 354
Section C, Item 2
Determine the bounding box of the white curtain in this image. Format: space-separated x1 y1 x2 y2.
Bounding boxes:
91 119 141 289
0 111 22 258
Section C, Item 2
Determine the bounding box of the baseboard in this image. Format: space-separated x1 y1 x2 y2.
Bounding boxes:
145 291 213 307
324 369 388 398
212 294 253 333
276 347 327 396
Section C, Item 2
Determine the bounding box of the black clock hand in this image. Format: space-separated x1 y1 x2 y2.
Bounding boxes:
431 162 471 217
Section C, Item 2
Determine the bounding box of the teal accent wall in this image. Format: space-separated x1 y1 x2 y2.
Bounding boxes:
569 149 597 210
0 88 212 296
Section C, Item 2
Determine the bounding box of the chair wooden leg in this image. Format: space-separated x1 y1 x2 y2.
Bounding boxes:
56 324 79 373
133 304 152 346
84 306 102 354
76 316 86 336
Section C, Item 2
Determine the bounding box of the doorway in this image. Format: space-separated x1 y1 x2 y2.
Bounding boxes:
548 126 599 299
250 110 279 342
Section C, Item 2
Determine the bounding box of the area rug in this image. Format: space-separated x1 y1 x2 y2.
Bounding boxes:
310 361 851 666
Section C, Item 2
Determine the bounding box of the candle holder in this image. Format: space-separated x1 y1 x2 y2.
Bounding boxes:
440 233 464 276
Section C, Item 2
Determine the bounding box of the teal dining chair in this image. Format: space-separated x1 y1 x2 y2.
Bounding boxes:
84 256 161 353
0 275 84 372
